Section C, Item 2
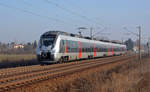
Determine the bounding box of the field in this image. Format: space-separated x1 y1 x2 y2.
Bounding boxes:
0 54 36 62
0 55 150 92
0 54 38 68
11 56 150 92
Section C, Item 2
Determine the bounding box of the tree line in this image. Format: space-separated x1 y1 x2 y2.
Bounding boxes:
0 38 146 54
0 41 37 54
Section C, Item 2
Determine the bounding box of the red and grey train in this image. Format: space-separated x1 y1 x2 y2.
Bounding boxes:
36 31 127 65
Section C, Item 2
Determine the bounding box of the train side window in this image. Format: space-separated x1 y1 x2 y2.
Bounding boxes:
85 48 87 52
76 41 78 52
72 41 76 52
98 45 101 52
85 43 88 52
82 48 84 52
103 48 106 52
99 48 101 52
66 40 70 52
59 40 64 53
88 48 90 52
97 48 99 52
70 40 73 52
102 48 104 52
109 48 112 51
114 48 116 51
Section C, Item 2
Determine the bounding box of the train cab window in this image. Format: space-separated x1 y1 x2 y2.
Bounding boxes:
40 35 56 47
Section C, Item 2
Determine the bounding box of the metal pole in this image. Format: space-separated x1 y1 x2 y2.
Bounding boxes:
138 26 141 60
147 41 149 56
148 43 150 56
148 43 149 56
148 39 150 56
138 26 143 78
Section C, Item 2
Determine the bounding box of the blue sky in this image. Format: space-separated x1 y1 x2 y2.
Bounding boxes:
0 0 150 43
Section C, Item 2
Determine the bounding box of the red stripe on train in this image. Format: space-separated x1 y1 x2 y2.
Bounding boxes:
94 44 96 56
78 41 82 58
65 40 67 53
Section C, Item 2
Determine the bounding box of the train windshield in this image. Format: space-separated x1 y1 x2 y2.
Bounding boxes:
41 36 56 46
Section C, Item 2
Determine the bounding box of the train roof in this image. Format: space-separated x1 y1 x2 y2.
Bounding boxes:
41 31 80 38
42 31 124 45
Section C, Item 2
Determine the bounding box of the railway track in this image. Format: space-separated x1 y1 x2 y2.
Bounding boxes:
0 55 136 92
0 56 123 79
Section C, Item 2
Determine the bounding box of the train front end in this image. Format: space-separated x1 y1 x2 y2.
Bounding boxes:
36 31 58 64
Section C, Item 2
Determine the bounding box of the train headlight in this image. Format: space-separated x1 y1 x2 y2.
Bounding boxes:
41 53 47 58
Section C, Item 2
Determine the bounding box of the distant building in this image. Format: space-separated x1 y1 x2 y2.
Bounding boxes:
133 46 138 52
13 44 24 49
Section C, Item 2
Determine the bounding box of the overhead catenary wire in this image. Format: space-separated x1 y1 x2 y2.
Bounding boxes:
60 0 89 17
16 0 82 27
0 1 107 36
93 27 108 37
123 27 139 36
123 27 148 44
62 0 105 27
43 0 104 28
0 2 66 23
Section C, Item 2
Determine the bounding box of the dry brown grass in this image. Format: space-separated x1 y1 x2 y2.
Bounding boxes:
0 54 38 68
10 56 147 92
0 54 36 62
49 60 140 92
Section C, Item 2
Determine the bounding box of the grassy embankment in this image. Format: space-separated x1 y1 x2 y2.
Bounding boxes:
0 54 38 68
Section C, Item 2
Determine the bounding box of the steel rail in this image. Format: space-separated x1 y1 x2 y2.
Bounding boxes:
0 56 123 79
0 55 135 92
